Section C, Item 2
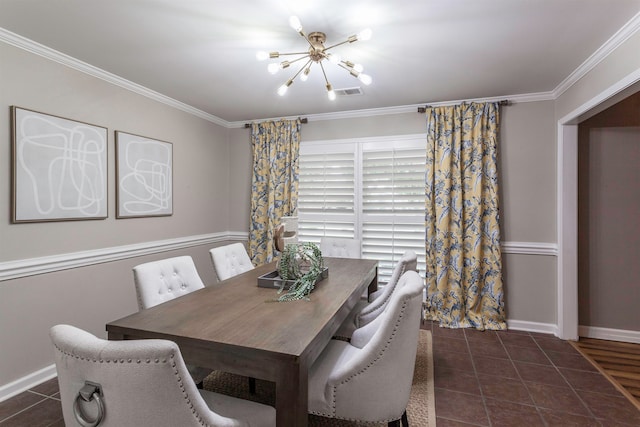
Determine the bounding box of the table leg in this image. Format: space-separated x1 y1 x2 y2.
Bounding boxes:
275 359 308 426
367 268 379 296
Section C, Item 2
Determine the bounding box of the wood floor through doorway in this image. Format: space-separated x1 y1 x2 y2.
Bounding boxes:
574 337 640 411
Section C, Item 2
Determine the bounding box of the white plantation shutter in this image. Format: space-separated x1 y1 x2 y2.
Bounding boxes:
298 137 426 284
298 143 356 243
361 145 426 282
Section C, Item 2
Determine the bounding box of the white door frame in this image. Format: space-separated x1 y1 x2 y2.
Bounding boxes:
556 69 640 340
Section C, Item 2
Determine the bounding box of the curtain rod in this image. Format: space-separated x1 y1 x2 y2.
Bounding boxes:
417 100 510 113
244 117 308 128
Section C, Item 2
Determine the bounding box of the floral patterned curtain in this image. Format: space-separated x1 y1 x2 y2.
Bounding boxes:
424 102 506 330
248 119 301 265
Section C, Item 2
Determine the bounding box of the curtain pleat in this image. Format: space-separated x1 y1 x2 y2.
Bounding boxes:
248 119 300 265
424 102 506 330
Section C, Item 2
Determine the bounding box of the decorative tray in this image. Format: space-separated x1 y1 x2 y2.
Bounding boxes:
257 267 329 290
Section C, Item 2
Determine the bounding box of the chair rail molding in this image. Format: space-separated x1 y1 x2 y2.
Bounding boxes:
1 237 551 282
501 241 558 256
0 232 246 282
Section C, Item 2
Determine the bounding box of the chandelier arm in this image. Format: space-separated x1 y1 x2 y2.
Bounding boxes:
289 59 313 82
319 61 331 86
276 51 312 56
337 62 359 78
296 30 317 49
286 55 312 66
323 39 353 51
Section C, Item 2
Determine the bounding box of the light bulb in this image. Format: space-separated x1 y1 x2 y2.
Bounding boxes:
278 79 293 96
300 67 311 82
328 53 341 64
289 16 302 32
353 63 364 73
326 83 336 101
357 28 372 41
358 73 372 85
268 63 280 74
256 51 269 61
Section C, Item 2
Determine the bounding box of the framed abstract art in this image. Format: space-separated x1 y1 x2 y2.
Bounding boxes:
115 131 173 218
11 106 108 222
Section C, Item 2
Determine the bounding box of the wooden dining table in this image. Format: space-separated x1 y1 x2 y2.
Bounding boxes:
106 257 378 427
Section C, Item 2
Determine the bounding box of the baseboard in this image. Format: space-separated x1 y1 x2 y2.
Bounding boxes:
0 364 57 403
579 325 640 344
507 319 559 337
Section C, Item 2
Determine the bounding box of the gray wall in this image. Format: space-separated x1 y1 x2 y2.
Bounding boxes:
578 126 640 331
0 42 231 387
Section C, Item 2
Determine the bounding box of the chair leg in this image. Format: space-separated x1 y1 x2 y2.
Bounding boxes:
388 410 409 427
401 410 409 427
249 377 256 394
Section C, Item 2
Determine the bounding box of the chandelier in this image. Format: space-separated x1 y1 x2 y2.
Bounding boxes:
256 16 372 100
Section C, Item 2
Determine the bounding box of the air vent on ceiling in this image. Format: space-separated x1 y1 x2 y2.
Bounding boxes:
334 87 363 96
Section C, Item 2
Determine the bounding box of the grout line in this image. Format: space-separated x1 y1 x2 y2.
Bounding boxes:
27 390 60 401
530 335 599 421
0 395 49 424
464 329 493 427
496 331 552 425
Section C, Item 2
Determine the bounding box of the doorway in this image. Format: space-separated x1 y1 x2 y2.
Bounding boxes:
557 73 640 340
577 94 640 341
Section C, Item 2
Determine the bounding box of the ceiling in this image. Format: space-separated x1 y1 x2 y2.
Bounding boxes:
1 0 640 124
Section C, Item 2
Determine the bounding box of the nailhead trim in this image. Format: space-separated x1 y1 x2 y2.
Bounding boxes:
53 343 212 426
324 294 415 423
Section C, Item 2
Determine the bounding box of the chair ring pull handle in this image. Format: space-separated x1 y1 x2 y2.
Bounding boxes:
73 382 105 427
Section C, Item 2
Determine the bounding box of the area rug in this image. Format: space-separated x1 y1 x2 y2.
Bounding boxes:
203 329 436 426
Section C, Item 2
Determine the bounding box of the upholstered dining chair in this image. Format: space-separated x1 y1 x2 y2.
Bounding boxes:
132 256 211 387
319 237 361 259
209 243 254 282
133 255 205 310
334 250 418 340
50 324 276 427
320 236 366 300
308 270 424 426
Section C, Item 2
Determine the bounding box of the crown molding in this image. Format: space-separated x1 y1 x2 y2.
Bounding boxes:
4 10 639 129
553 11 640 98
0 28 230 128
228 91 556 127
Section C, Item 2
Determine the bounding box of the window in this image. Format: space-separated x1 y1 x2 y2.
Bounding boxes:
298 135 426 284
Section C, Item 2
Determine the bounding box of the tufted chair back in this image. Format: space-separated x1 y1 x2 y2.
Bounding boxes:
50 324 275 427
308 270 424 424
319 237 361 259
132 256 205 310
209 243 254 282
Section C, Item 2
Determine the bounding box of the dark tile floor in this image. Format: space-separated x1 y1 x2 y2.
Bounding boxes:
424 320 640 426
1 323 639 426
